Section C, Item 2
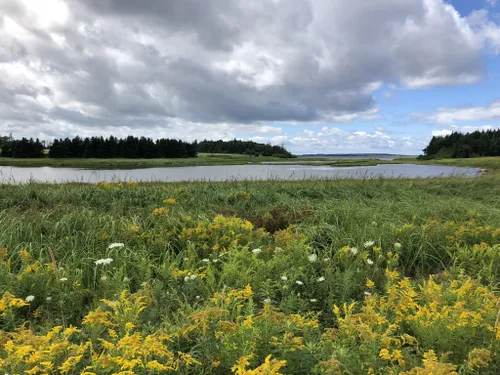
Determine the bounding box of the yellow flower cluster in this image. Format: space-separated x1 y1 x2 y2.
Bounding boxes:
152 207 168 216
393 218 499 248
0 292 29 316
2 290 201 375
232 354 286 375
329 274 498 374
178 215 260 255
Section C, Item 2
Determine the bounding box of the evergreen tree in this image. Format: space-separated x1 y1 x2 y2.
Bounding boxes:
421 129 500 159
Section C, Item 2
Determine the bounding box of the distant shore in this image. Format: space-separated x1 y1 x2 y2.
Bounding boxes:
0 154 499 170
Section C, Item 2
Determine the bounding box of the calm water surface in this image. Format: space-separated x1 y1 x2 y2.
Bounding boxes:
0 164 481 184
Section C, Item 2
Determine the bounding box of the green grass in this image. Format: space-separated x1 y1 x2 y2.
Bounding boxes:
399 156 500 169
2 176 500 373
1 175 499 276
0 153 302 169
2 152 500 171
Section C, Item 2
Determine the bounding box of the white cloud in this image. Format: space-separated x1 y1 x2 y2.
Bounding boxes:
467 10 500 53
1 0 500 151
432 124 498 137
283 128 424 154
303 129 315 137
424 100 500 124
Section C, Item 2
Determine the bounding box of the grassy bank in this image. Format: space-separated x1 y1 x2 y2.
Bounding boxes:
402 156 500 169
0 153 309 169
2 152 500 172
1 175 500 373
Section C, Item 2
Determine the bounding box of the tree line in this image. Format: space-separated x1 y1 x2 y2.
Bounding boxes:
0 135 294 159
0 137 46 158
421 129 500 159
197 139 294 158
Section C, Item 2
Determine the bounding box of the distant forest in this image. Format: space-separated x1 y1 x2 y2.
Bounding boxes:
0 135 293 159
197 139 294 158
421 129 500 159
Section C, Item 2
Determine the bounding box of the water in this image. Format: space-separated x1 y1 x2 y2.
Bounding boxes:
0 164 481 184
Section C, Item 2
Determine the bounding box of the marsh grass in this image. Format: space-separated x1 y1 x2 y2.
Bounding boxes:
1 175 500 373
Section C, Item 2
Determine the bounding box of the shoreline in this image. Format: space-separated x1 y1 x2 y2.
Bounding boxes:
0 155 499 171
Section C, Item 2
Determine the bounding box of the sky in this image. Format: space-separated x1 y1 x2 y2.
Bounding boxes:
1 0 500 155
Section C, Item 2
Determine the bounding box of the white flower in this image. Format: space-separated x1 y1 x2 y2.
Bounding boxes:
202 258 210 263
263 298 271 303
213 259 219 263
281 275 288 281
59 277 68 282
395 242 402 249
350 247 358 255
252 248 262 255
323 258 330 262
108 243 124 249
95 258 113 266
25 295 35 302
296 280 304 285
364 291 372 296
274 247 283 254
308 254 318 263
190 275 197 280
367 258 374 265
184 276 190 282
195 295 200 300
123 277 130 282
310 299 318 303
46 297 52 302
364 241 375 248
100 276 107 281
317 276 325 282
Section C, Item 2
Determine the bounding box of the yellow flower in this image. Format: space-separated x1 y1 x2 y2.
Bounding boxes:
385 268 400 282
127 224 140 232
379 348 391 361
152 207 168 216
366 279 375 288
18 249 32 262
466 348 491 371
163 198 177 205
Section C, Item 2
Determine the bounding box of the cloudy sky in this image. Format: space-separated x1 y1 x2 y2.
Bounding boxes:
2 0 500 155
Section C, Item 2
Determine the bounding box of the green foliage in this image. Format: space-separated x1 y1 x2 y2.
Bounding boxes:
197 139 294 158
1 176 500 373
422 129 500 158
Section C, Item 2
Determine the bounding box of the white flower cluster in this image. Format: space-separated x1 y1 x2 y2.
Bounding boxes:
95 258 113 266
184 275 198 282
108 243 124 249
308 254 317 263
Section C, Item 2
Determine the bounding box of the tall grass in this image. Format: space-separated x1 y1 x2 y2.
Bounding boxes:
1 175 500 374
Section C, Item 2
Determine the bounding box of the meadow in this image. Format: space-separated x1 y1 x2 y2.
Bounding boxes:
1 174 500 374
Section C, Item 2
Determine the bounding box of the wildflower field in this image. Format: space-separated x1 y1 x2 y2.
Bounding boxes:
1 174 500 374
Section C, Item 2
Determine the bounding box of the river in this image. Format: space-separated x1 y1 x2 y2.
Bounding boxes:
0 163 481 184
